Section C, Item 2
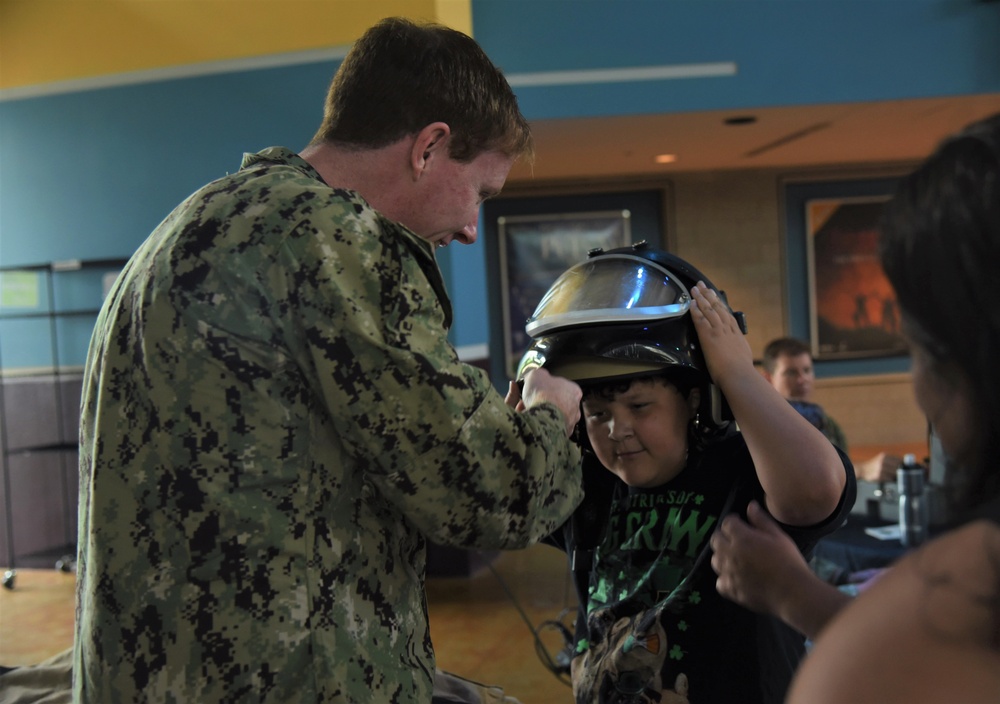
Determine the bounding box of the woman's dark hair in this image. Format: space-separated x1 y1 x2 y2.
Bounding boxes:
879 113 1000 510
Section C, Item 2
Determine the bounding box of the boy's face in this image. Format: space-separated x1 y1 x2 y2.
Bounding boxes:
582 377 698 488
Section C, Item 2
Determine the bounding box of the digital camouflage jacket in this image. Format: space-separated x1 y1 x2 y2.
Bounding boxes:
74 148 583 703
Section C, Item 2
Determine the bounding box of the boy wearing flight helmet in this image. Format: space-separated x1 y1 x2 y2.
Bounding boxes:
516 244 856 704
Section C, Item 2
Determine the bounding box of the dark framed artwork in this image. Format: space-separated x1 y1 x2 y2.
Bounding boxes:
497 210 632 377
805 195 908 360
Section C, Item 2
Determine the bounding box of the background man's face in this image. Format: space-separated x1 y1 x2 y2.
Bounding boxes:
768 352 815 402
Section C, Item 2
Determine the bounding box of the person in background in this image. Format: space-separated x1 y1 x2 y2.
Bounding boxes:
761 337 895 588
761 337 903 483
711 112 1000 703
73 17 584 704
516 247 854 703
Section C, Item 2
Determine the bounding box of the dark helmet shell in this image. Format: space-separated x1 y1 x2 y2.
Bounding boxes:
516 241 745 388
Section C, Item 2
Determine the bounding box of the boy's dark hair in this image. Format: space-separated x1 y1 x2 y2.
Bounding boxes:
311 17 533 163
578 371 708 454
580 370 698 403
761 337 812 375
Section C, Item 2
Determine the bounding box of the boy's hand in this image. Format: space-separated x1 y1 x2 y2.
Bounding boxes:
690 281 753 388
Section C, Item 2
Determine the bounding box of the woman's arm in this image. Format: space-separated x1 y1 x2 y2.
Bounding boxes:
710 500 853 640
788 520 1000 704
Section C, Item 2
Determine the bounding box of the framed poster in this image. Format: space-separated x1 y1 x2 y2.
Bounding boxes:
805 195 908 360
498 210 632 377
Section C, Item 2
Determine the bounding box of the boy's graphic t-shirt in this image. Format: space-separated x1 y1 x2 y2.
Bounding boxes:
572 436 850 704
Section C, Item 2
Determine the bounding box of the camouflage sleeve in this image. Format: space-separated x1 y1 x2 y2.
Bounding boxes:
273 202 583 549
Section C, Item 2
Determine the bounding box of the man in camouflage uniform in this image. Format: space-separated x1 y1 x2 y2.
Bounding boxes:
74 18 584 703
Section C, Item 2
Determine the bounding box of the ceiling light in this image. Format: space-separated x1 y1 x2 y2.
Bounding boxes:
654 154 677 164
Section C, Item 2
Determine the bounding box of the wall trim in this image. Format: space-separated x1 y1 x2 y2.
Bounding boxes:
815 371 911 388
506 62 737 88
0 46 352 103
456 343 489 362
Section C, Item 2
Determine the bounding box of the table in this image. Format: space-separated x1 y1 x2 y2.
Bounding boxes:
814 514 916 573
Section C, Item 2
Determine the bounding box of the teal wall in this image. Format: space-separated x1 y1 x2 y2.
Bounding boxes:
1 0 998 369
474 0 1000 117
0 63 335 267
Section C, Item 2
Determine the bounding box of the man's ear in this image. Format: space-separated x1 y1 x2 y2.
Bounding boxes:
687 388 702 418
410 122 451 178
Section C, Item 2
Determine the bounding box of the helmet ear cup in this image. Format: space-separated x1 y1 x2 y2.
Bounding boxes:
691 383 738 445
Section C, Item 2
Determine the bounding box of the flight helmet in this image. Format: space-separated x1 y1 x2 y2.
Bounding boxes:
516 241 747 432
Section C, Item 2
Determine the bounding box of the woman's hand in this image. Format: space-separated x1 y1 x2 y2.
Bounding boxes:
711 501 851 639
711 500 812 615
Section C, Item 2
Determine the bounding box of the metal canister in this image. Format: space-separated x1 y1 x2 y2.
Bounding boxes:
897 453 928 547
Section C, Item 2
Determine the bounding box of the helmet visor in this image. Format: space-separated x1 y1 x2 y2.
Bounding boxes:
525 254 691 338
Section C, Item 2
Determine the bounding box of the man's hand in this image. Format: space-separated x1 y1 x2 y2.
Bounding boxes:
505 381 527 412
518 368 582 438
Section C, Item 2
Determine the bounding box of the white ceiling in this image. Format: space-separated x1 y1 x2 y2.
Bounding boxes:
507 93 1000 184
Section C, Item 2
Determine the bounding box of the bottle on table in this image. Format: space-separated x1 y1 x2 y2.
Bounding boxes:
897 453 928 547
